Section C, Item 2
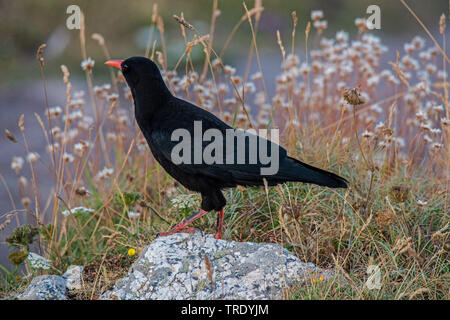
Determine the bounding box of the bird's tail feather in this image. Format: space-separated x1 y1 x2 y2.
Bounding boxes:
276 157 348 188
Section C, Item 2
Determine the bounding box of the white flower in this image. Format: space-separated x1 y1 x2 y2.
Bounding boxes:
211 58 221 69
46 142 60 154
74 143 86 157
61 206 94 216
128 211 141 219
107 132 117 142
19 176 28 187
423 134 432 144
27 252 51 270
48 106 62 118
441 118 450 126
11 156 24 172
313 20 327 31
417 200 427 207
81 57 95 71
431 142 443 151
311 10 324 21
251 72 263 81
362 130 374 138
73 90 85 99
355 18 367 28
96 167 114 181
107 93 119 102
27 152 39 163
223 65 236 76
63 152 75 163
432 104 443 113
336 30 349 43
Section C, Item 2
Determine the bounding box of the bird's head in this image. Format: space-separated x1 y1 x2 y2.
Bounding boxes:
105 56 170 99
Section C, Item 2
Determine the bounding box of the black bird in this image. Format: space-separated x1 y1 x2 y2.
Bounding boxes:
105 57 347 239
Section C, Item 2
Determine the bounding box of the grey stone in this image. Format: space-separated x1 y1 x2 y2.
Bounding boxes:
63 265 84 291
102 232 330 300
17 275 67 300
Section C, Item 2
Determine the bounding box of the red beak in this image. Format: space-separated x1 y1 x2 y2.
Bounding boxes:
105 59 124 70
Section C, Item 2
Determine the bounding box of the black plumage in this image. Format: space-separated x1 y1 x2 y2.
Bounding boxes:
106 57 347 239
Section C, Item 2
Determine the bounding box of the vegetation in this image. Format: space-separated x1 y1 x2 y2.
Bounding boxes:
0 1 448 299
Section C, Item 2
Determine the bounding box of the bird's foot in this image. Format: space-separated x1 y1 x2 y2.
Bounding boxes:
214 208 225 240
156 209 209 238
156 227 203 238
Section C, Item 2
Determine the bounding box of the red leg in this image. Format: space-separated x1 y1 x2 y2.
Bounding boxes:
214 208 225 239
157 209 208 237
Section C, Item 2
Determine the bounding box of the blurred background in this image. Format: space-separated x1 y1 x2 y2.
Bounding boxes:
0 0 447 84
0 0 448 270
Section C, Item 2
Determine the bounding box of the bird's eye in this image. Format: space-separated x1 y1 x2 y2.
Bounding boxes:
122 64 129 73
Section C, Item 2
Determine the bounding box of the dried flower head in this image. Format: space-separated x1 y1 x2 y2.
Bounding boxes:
390 185 409 202
439 14 446 35
343 87 365 105
173 14 194 31
91 33 105 45
376 210 397 227
5 129 17 143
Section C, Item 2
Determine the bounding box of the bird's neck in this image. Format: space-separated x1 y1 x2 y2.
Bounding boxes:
131 76 172 122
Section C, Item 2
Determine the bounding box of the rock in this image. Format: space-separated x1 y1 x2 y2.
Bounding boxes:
17 275 67 300
102 232 330 300
63 265 84 291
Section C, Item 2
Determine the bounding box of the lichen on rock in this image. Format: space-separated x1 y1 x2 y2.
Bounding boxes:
102 232 330 300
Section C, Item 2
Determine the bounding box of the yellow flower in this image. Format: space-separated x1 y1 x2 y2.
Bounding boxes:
312 274 324 283
128 248 136 257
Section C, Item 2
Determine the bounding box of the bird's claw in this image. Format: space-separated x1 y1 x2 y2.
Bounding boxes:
156 226 204 238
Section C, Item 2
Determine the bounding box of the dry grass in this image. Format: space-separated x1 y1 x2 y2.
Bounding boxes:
1 2 448 300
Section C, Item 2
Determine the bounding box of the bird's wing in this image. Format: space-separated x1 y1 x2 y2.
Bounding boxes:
149 100 288 186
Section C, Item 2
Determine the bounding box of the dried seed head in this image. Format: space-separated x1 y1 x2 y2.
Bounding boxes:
173 14 194 31
156 51 164 68
18 114 25 132
21 197 31 207
291 11 298 27
36 44 46 64
61 65 70 84
390 185 409 202
151 3 158 23
439 14 446 35
75 186 88 196
240 7 264 23
343 87 365 105
5 129 17 143
91 33 105 46
0 214 12 231
431 231 443 245
376 210 396 227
